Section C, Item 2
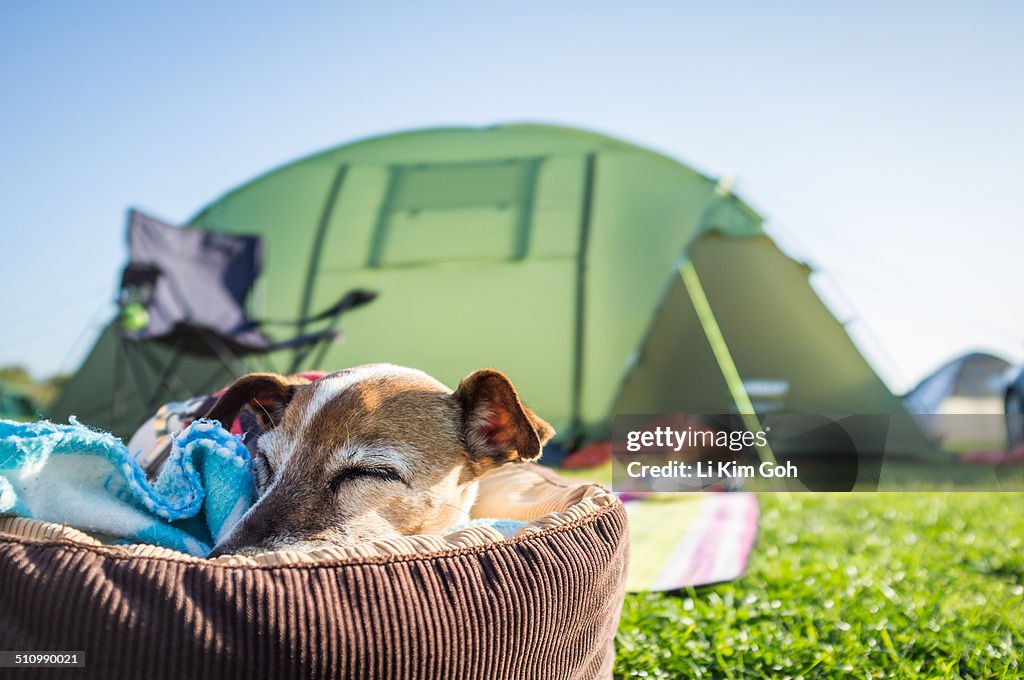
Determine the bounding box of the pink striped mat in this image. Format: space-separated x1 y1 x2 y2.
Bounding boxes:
623 492 759 592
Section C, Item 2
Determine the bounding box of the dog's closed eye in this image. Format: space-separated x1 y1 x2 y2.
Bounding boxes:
329 467 407 491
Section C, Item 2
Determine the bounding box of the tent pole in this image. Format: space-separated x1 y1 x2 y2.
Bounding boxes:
678 260 786 487
295 164 349 367
569 153 597 450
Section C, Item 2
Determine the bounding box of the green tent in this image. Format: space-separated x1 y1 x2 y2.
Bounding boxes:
51 124 915 450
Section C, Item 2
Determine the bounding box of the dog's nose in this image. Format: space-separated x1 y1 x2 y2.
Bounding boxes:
208 532 277 558
207 542 262 559
207 545 229 559
207 536 255 559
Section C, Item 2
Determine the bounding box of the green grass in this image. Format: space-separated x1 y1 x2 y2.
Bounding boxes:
613 492 1024 679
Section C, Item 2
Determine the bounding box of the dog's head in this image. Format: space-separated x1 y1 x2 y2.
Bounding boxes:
205 364 554 557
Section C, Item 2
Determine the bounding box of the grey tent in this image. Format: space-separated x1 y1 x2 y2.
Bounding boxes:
904 351 1012 446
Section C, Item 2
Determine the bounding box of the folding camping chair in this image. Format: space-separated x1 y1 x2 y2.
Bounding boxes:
114 209 375 416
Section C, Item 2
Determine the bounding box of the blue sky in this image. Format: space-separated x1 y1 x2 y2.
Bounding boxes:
1 1 1021 392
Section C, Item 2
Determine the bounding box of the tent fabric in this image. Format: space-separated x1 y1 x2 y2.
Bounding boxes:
51 124 918 447
53 322 225 429
904 352 1011 415
613 234 911 420
904 351 1012 446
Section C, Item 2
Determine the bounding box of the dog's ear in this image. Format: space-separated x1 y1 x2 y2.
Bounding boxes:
204 373 308 430
453 369 555 463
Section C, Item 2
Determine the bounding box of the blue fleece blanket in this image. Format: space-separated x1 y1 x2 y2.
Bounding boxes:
0 418 254 557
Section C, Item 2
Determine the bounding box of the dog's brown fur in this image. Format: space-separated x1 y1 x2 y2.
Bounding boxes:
205 364 553 557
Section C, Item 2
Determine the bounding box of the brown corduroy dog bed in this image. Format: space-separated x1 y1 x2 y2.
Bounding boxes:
0 464 627 680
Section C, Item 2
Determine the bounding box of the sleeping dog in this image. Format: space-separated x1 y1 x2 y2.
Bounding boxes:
205 365 554 557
